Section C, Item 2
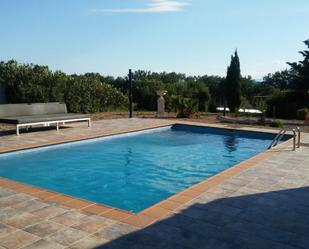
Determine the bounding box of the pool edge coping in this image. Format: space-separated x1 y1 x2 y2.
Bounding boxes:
0 120 293 228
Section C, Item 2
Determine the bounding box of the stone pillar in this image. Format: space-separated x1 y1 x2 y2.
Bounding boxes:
157 96 165 115
156 90 167 118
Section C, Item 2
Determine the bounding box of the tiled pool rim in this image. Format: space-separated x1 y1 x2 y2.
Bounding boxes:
0 122 294 228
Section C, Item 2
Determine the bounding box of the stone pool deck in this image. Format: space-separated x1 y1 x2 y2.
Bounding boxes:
0 118 308 249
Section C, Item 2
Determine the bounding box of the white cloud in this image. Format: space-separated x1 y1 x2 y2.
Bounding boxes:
92 0 190 14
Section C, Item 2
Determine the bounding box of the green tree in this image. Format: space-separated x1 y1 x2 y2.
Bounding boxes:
263 70 291 90
225 51 242 114
188 82 210 112
264 39 309 118
287 39 309 105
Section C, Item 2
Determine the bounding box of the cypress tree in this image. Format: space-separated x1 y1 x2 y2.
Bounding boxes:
225 50 242 114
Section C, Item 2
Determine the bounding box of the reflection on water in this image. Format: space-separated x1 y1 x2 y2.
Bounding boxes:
123 147 133 182
224 134 238 152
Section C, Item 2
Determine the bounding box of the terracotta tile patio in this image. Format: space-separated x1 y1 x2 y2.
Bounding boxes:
0 118 308 249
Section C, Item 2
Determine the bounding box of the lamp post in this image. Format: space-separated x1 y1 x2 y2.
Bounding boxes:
128 69 133 118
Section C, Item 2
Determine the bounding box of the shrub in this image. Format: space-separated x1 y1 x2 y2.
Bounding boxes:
64 76 128 113
270 120 283 128
0 60 128 113
266 91 299 119
170 95 198 118
296 108 309 120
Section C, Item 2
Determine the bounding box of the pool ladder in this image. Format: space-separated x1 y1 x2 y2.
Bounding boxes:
268 126 301 151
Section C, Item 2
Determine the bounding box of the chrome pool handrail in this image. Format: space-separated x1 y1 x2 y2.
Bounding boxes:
268 126 300 151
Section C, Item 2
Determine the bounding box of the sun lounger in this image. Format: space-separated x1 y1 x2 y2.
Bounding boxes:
0 103 91 135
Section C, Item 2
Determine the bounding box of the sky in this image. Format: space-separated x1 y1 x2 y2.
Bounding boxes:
0 0 308 79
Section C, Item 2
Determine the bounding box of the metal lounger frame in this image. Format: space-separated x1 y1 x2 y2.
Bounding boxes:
16 117 91 136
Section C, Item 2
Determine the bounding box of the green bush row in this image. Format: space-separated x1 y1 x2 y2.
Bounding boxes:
0 61 128 113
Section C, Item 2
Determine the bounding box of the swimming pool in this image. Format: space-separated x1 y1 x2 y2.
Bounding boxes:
0 124 288 212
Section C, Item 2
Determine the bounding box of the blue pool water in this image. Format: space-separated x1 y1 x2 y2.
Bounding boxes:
0 125 286 213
